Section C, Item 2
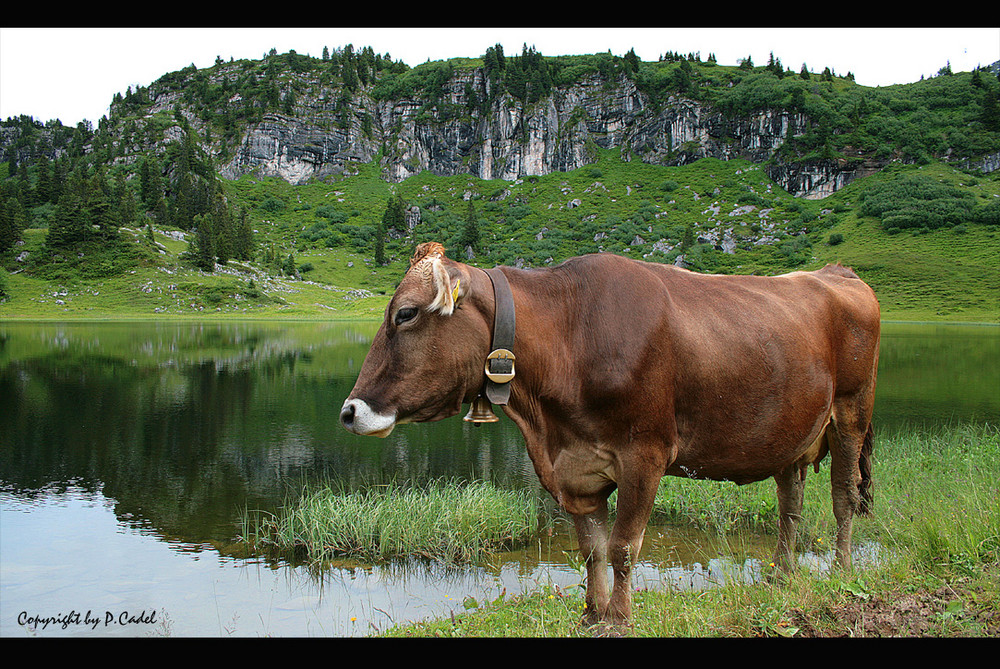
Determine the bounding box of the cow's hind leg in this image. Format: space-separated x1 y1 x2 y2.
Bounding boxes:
773 464 805 572
828 396 875 570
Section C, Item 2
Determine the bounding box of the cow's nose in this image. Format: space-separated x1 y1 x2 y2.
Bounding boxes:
340 400 356 430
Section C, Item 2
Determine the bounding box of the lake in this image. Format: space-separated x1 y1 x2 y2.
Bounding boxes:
1 319 997 637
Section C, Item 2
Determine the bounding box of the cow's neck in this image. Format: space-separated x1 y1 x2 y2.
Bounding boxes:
481 267 516 406
488 266 576 464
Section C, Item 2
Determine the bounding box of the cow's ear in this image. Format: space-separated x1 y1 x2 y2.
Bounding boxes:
448 266 469 310
428 259 466 316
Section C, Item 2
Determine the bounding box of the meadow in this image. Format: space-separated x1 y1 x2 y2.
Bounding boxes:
3 150 997 637
3 155 998 324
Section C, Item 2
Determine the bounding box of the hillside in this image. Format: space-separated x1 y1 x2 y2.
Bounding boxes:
1 46 998 322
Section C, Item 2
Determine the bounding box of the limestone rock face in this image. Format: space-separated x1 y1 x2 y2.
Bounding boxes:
219 113 378 185
93 61 978 199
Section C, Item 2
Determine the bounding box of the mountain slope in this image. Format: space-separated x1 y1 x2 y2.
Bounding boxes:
1 47 998 322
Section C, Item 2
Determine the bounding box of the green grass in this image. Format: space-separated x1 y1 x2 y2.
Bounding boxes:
380 423 1000 637
811 162 1000 323
3 157 998 323
868 423 1000 572
0 227 394 320
241 479 540 564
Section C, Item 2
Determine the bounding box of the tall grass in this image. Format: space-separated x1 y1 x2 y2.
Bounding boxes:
866 422 1000 575
649 477 777 535
242 479 540 564
645 423 999 567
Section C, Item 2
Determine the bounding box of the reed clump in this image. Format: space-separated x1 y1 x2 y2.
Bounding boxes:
243 479 539 565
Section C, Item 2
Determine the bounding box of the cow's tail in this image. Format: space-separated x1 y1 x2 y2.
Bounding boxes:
857 421 874 516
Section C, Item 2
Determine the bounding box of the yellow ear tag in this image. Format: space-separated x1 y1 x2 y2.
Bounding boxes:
452 279 461 304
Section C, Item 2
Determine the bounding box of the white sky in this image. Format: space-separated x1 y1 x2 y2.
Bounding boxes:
2 27 998 127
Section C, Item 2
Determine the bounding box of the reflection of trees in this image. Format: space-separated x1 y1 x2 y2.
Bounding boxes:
875 325 999 430
1 348 289 540
0 323 537 547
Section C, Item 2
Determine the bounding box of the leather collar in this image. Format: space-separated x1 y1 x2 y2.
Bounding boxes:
482 267 515 405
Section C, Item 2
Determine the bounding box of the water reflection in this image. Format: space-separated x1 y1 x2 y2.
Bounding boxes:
876 322 999 430
0 321 541 544
0 320 996 636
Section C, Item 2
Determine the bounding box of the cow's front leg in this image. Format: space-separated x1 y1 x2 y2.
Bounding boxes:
605 469 661 628
572 501 609 626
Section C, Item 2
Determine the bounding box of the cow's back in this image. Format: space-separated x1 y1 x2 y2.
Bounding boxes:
533 256 879 483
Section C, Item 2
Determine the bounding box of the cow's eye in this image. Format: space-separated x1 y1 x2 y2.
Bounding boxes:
394 306 418 326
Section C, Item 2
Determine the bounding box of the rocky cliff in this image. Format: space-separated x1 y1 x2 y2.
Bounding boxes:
94 56 996 200
207 71 852 197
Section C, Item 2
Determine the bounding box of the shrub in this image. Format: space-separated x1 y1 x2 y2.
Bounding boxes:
858 175 975 231
974 199 1000 226
259 196 286 213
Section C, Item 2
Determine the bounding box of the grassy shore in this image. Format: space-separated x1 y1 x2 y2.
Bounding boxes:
375 423 999 637
241 479 540 565
3 252 996 323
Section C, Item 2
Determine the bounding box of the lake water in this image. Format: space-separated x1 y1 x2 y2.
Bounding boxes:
1 320 997 637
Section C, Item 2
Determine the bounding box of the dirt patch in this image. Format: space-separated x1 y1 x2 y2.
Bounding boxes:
787 584 1000 637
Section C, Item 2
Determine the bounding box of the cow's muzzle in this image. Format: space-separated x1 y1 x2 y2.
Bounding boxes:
340 398 396 438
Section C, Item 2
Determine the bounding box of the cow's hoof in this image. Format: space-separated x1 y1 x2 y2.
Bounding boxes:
580 616 629 637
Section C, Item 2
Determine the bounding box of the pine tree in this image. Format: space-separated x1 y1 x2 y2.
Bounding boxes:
211 192 233 264
173 172 196 230
0 195 27 254
114 171 137 229
624 48 640 74
232 206 254 261
460 199 481 253
681 222 695 250
86 170 118 243
342 45 359 91
35 156 52 205
51 157 67 206
191 213 215 271
153 197 169 227
46 170 91 251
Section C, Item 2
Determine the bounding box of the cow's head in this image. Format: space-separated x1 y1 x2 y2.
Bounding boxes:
340 242 494 437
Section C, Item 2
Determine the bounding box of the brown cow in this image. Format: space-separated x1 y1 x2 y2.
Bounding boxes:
341 241 880 630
